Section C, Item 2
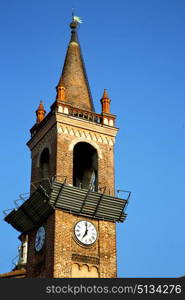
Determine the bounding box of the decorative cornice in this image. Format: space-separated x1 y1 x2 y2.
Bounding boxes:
57 124 115 146
56 113 118 138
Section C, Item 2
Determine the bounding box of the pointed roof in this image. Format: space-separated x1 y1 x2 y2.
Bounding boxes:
57 18 94 111
102 89 109 100
36 100 45 112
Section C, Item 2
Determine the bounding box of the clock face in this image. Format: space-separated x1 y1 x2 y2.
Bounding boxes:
74 220 97 246
35 226 45 252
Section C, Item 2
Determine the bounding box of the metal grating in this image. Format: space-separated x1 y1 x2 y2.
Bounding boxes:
4 181 129 233
4 186 53 233
49 181 128 222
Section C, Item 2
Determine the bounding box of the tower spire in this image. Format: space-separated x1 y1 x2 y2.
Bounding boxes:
56 16 94 111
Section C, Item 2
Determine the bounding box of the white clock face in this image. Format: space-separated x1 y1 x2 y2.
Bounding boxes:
35 226 45 252
74 220 97 246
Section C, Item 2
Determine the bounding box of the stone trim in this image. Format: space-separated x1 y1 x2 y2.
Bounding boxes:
72 254 99 265
57 125 115 147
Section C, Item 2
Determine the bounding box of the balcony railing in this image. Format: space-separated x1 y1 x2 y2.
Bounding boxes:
68 106 102 124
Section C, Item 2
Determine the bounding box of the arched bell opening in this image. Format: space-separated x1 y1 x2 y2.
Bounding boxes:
73 142 98 191
40 148 50 189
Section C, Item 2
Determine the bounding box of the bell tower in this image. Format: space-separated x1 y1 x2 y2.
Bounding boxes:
4 17 129 278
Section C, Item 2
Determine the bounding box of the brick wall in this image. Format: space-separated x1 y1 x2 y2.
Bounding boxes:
54 210 117 278
26 213 55 277
26 210 116 278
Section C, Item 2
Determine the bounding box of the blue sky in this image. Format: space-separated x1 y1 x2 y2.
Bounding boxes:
0 0 185 277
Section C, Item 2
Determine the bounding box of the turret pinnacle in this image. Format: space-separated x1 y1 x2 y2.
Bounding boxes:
36 101 46 124
101 89 111 114
56 17 94 111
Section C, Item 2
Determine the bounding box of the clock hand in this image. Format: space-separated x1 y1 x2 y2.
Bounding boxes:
36 239 40 245
82 229 88 238
82 222 88 238
36 237 40 244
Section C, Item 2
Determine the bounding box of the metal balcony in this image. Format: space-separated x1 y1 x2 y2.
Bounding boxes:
4 180 130 234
